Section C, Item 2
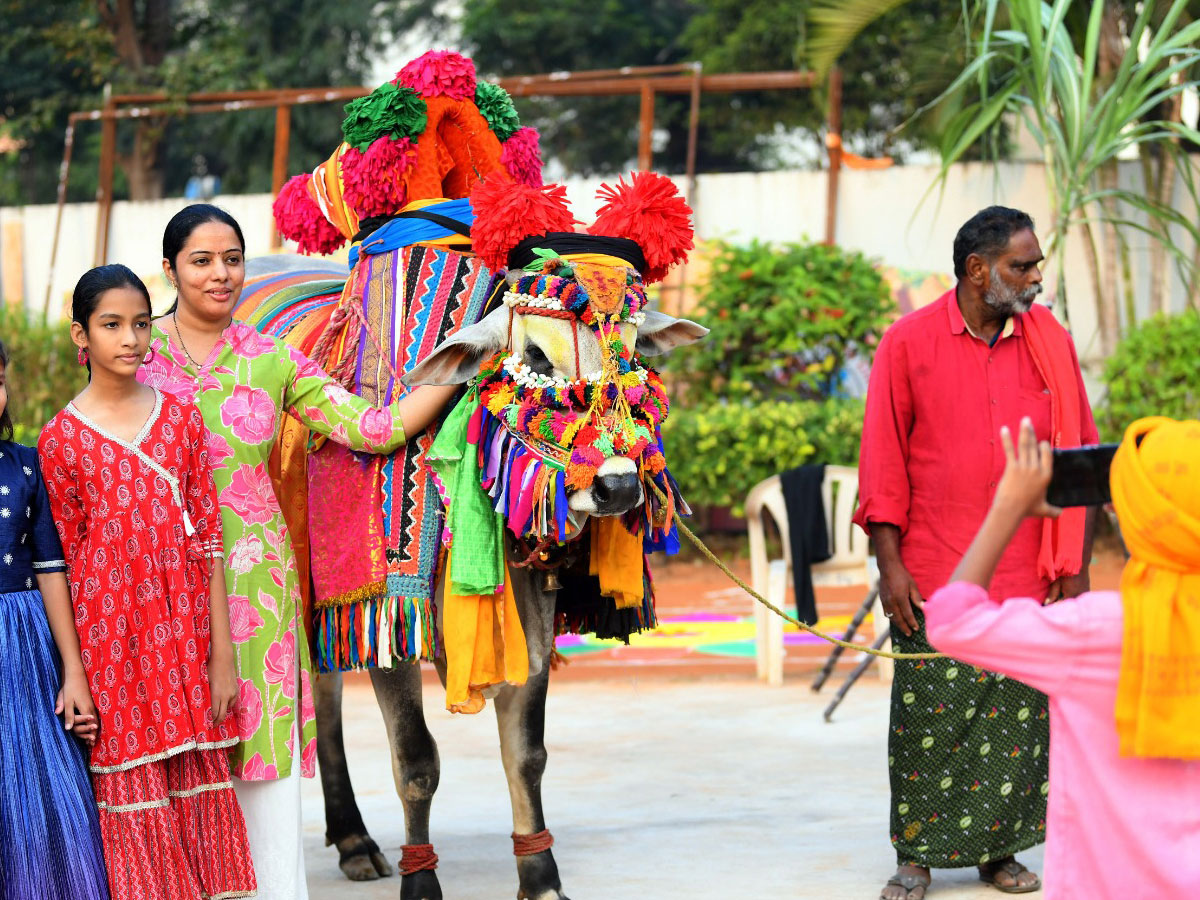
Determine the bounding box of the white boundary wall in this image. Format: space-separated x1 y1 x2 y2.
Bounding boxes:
2 160 1194 369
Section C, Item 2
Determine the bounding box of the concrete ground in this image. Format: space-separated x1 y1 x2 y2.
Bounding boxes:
304 675 1044 900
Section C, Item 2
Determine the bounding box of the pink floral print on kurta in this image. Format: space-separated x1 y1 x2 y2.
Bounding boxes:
139 320 407 780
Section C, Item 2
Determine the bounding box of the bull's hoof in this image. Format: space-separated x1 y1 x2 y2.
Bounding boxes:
516 850 567 900
401 869 443 900
517 889 570 900
335 834 392 881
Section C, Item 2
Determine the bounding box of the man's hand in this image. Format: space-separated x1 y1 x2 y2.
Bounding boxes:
879 560 924 637
1045 571 1090 604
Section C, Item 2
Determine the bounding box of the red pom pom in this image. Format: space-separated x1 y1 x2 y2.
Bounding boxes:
500 127 543 188
342 135 418 218
469 175 579 272
588 172 694 283
273 173 346 256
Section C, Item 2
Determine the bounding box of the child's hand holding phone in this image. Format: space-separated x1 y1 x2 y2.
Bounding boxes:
994 418 1063 520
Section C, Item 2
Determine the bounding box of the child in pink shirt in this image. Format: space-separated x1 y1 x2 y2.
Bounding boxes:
925 417 1200 899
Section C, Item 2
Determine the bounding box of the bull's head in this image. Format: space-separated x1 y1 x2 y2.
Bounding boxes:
407 172 706 539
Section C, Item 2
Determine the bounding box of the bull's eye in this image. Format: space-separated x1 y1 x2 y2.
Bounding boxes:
523 342 555 377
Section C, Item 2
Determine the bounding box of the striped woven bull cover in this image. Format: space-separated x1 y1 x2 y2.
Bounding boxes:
309 244 500 670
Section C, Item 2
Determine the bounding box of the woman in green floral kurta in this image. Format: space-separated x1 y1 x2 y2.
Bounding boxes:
140 205 456 900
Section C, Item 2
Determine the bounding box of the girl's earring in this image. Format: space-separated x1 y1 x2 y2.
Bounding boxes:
142 347 156 365
77 347 88 366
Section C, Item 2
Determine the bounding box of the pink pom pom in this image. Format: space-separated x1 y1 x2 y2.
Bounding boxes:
342 135 418 218
589 172 694 283
500 127 544 188
394 50 477 101
273 173 346 256
469 175 579 272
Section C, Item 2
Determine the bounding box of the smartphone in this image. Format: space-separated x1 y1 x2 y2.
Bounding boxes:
1046 444 1119 508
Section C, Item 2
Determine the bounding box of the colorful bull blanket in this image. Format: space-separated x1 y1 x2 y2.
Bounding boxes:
309 244 498 670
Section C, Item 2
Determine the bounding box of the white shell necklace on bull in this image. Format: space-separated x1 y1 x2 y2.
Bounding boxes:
427 172 695 641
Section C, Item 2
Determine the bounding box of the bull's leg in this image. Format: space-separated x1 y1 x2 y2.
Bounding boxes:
315 669 393 881
494 666 569 900
370 663 443 900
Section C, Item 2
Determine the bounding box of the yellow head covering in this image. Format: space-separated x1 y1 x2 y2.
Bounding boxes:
1109 416 1200 759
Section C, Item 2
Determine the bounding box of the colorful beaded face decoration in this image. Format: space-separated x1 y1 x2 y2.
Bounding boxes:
476 257 669 492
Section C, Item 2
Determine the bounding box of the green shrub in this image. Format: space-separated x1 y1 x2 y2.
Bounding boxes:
1100 309 1200 441
0 308 83 446
661 397 864 514
666 240 893 405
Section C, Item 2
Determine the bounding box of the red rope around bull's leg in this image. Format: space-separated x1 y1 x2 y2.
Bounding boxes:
400 843 439 874
511 829 554 856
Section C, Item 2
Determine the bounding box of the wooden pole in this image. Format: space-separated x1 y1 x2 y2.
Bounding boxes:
671 62 704 318
45 120 77 318
823 67 843 247
270 104 292 250
637 81 655 172
94 89 117 267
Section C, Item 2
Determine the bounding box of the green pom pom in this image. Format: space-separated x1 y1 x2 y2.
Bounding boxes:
342 83 428 151
474 81 521 142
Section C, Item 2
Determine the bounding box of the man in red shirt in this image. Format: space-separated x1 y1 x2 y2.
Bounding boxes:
854 207 1098 900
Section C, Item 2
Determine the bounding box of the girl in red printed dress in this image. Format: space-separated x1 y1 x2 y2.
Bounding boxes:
39 265 256 900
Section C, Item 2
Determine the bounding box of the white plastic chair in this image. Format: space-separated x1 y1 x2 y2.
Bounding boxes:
745 466 889 686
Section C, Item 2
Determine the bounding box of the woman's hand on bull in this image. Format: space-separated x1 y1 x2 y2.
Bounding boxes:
396 384 462 439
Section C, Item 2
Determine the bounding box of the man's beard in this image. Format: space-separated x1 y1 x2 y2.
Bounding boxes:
984 266 1042 315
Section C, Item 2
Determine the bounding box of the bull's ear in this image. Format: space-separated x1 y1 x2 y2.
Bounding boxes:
635 308 708 357
404 306 510 386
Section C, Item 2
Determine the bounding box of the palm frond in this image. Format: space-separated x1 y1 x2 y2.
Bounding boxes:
806 0 916 76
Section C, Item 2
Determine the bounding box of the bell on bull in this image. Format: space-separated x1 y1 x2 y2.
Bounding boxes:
252 49 706 900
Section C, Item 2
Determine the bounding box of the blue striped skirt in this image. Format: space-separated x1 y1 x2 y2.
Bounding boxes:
0 588 109 899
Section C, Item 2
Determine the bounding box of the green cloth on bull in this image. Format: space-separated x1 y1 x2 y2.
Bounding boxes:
888 621 1048 868
428 390 506 595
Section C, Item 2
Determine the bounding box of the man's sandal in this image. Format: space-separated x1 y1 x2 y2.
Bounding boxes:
881 871 931 900
978 859 1041 893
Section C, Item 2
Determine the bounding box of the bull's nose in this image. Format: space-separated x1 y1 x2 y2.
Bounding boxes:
591 472 643 515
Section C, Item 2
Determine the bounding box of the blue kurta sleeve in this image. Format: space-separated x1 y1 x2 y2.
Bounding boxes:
26 446 66 574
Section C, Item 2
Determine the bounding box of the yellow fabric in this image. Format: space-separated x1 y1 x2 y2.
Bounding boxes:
308 143 360 240
1109 416 1200 759
589 517 645 609
558 252 636 270
442 549 529 714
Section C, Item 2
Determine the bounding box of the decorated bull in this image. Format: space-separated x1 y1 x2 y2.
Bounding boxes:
245 51 706 900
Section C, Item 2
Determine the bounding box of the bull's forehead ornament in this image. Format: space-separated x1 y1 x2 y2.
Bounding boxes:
441 171 695 549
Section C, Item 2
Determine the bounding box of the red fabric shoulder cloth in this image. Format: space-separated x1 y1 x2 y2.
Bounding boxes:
1022 303 1086 581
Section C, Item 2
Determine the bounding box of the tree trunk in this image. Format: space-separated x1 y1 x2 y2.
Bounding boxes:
1080 214 1119 358
1098 163 1122 343
1146 90 1183 316
98 0 172 200
118 122 166 200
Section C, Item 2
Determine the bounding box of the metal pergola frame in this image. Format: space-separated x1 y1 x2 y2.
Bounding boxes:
45 64 844 316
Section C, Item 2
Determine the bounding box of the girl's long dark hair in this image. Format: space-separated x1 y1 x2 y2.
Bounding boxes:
0 339 13 442
162 204 246 315
72 264 152 380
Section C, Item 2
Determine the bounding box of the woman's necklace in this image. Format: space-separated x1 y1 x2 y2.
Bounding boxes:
172 314 202 368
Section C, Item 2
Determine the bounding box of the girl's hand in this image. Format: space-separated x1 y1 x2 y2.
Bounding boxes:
994 417 1063 521
209 647 238 725
56 670 100 746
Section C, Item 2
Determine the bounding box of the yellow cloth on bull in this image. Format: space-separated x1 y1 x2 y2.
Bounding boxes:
589 517 644 609
442 549 529 714
1110 416 1200 759
307 143 360 240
